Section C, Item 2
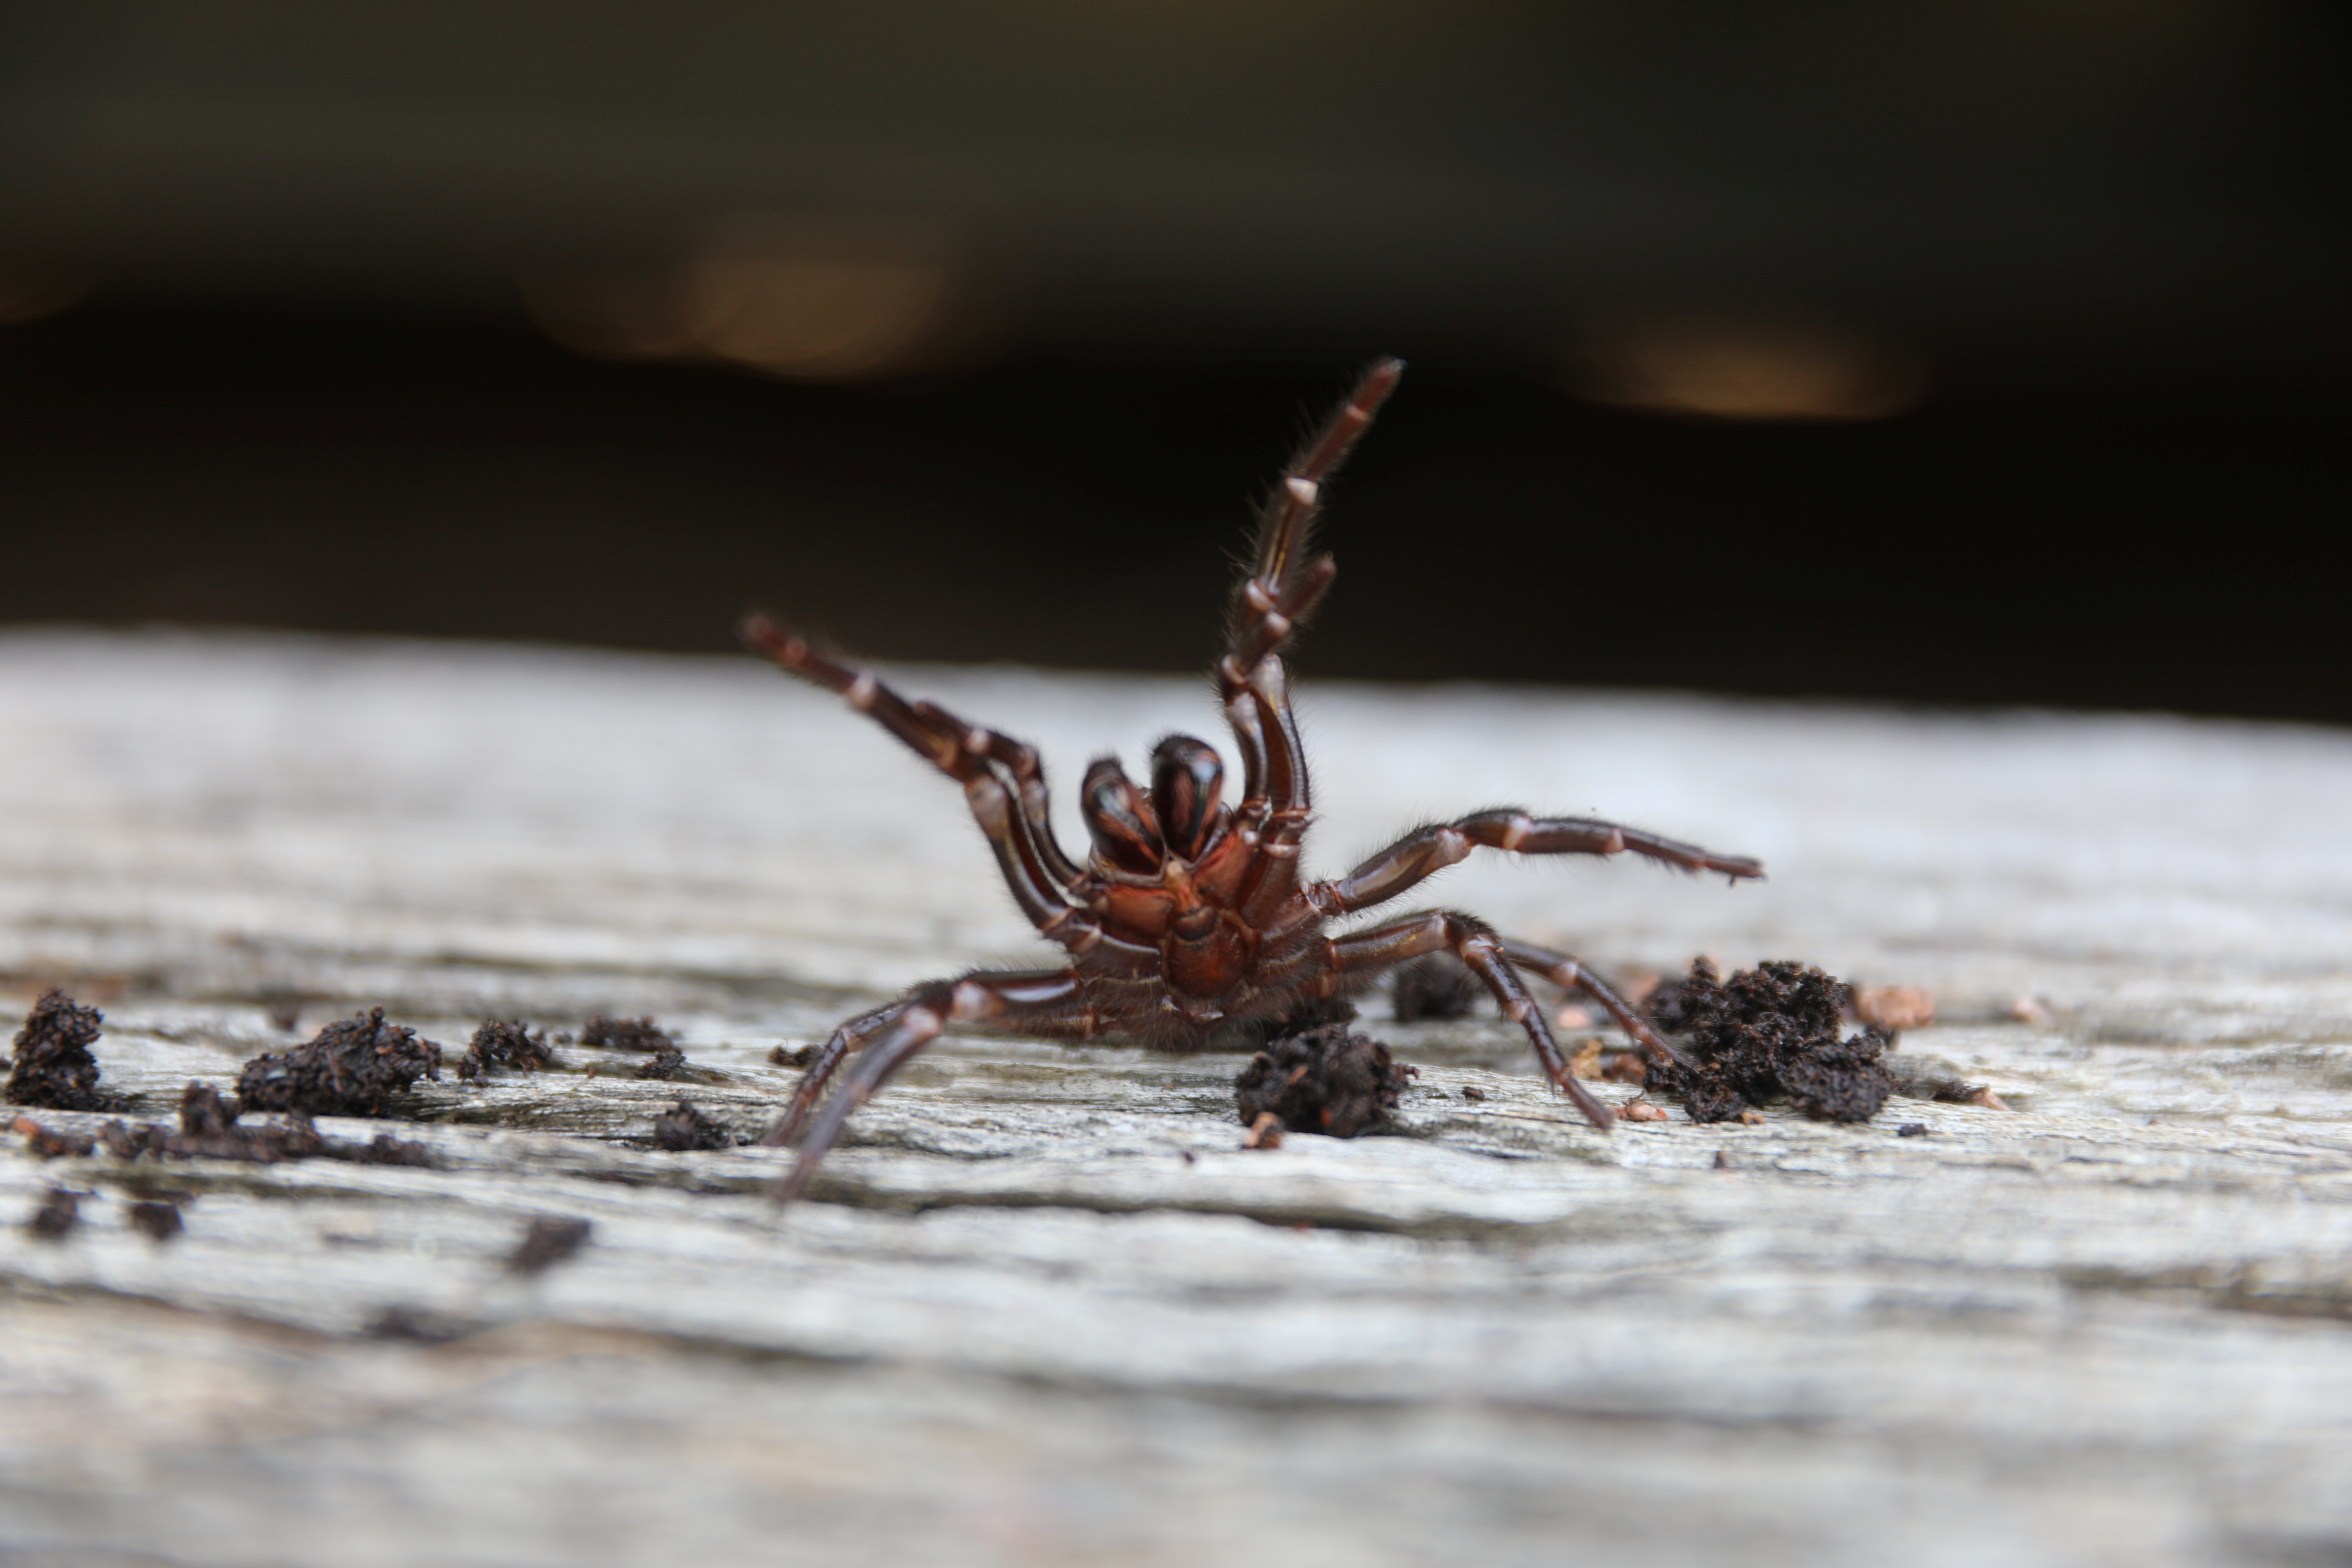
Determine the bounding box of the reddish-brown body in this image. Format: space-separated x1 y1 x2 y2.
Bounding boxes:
746 360 1762 1202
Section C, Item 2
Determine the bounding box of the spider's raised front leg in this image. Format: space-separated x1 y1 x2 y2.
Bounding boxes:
743 616 1155 976
1314 909 1619 1132
765 967 1110 1205
1218 357 1404 912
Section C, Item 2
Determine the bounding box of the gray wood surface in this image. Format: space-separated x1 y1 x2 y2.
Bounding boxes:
3 629 2349 1568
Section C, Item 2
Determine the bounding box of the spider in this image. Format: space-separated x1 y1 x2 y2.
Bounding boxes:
744 358 1762 1202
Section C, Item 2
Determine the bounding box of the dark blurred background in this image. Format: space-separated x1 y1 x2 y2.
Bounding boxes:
2 2 2345 720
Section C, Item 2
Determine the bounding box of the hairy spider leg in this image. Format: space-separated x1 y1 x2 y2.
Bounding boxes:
1218 359 1404 915
742 616 1156 975
1312 910 1618 1131
768 967 1114 1205
1309 810 1764 917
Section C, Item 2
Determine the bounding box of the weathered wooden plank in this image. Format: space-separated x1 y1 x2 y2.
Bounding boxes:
3 630 2348 1568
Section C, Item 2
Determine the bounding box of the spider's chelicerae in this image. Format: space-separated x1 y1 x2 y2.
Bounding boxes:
745 358 1762 1202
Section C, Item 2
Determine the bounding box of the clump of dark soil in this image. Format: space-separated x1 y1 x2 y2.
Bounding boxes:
62 1082 433 1167
506 1215 592 1275
649 1100 737 1151
1391 953 1483 1021
13 1115 95 1158
578 1014 691 1079
769 1043 821 1068
456 1019 558 1080
236 1007 442 1117
1646 958 1896 1124
126 1199 183 1242
632 1046 688 1080
580 1015 672 1053
25 1188 79 1241
1234 1021 1417 1138
5 990 131 1113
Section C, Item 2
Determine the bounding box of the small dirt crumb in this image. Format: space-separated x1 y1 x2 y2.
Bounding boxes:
1967 1086 2013 1111
633 1045 689 1080
5 990 130 1113
1180 1149 1197 1165
1391 953 1482 1021
1737 1110 1765 1126
769 1043 821 1068
1602 1052 1649 1085
1554 1004 1595 1030
1234 1022 1415 1138
1898 1123 1930 1138
581 1015 674 1053
356 1133 434 1166
1241 1111 1285 1150
126 1199 183 1242
237 1007 441 1118
456 1019 557 1080
1618 1100 1670 1122
1648 959 1897 1125
650 1100 735 1151
1618 971 1662 1009
1460 1085 1488 1102
1855 986 1936 1031
2008 995 2053 1026
13 1116 95 1159
1567 1038 1605 1079
26 1188 79 1241
506 1216 593 1275
1713 1149 1731 1169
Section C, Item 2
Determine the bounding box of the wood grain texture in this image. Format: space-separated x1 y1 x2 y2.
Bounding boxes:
3 629 2348 1568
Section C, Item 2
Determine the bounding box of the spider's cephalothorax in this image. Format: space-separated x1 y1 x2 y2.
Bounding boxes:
744 359 1762 1202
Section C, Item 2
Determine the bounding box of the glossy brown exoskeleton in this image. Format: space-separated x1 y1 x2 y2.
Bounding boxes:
745 359 1761 1201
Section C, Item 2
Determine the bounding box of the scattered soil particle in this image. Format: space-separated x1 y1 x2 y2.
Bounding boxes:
456 1019 558 1080
237 1007 442 1118
26 1188 79 1241
1391 953 1482 1021
356 1133 436 1166
1234 1022 1416 1138
1713 1150 1731 1169
1647 958 1897 1125
1602 1052 1650 1085
1240 1111 1284 1150
1460 1085 1488 1102
506 1216 593 1275
126 1199 183 1242
632 1045 689 1080
13 1116 96 1159
2008 995 2053 1026
5 990 131 1113
649 1100 736 1151
1898 1123 1931 1138
1618 1100 1671 1122
580 1015 674 1053
1855 985 1937 1032
1898 1073 2011 1110
769 1043 821 1068
1566 1038 1605 1079
92 1082 431 1167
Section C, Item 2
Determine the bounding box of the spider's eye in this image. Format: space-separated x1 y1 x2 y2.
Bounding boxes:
1081 758 1162 874
1149 735 1225 861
